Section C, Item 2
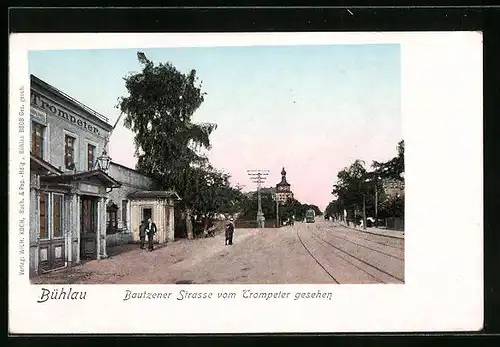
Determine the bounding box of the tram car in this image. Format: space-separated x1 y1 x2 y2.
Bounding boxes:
305 209 316 223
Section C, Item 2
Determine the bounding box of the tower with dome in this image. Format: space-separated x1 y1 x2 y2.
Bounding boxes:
276 167 294 203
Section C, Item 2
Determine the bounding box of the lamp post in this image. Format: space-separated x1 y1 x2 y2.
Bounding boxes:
96 136 112 173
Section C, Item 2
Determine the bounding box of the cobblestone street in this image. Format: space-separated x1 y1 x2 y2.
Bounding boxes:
32 220 404 285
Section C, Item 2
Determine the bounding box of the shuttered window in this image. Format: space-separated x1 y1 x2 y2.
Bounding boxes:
39 193 49 239
65 135 75 169
53 195 63 238
31 122 45 158
87 144 96 170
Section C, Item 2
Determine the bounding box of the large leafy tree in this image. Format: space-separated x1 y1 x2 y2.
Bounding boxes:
325 200 345 220
332 159 368 217
194 165 247 235
372 140 404 181
117 52 217 239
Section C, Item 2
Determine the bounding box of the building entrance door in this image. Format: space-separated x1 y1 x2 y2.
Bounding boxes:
38 192 66 272
80 196 98 259
142 207 152 222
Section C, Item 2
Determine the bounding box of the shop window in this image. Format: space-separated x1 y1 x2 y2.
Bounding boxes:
31 122 45 158
39 193 49 239
87 143 96 171
53 194 63 238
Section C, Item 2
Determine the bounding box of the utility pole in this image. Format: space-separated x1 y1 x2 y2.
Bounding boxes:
276 197 279 227
362 194 367 230
247 169 269 228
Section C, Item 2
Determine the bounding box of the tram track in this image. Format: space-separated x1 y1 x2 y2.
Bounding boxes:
318 226 404 261
331 227 403 250
309 228 404 283
332 222 404 246
296 229 340 284
307 231 385 283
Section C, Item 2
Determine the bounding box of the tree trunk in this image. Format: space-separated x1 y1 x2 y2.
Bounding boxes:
185 207 194 240
203 215 210 237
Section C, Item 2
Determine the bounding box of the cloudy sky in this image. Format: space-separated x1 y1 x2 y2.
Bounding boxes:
29 44 401 210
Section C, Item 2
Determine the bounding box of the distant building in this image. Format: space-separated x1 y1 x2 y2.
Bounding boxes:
276 167 294 203
382 178 405 198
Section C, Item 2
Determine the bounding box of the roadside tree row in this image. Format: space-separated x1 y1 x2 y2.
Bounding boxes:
325 140 404 229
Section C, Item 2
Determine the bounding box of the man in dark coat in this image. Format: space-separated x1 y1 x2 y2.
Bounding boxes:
139 220 146 249
145 217 158 251
225 217 235 246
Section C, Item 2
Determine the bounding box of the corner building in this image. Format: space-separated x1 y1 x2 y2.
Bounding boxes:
29 75 120 276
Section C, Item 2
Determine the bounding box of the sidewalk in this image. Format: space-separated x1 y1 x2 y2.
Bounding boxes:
334 221 404 239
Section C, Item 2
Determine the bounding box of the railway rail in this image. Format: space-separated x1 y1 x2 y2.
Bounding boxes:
296 226 404 284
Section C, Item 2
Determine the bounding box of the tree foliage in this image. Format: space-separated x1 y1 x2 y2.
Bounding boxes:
372 140 404 181
117 52 245 238
118 52 216 184
332 159 368 212
329 140 405 224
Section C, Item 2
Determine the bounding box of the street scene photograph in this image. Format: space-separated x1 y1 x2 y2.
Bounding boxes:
27 43 404 285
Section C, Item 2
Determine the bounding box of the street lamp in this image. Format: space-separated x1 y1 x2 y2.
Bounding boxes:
96 136 112 172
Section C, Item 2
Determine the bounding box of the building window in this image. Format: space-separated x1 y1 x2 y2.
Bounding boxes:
53 194 63 238
65 135 76 169
39 193 49 239
31 122 45 158
87 143 96 171
122 200 128 229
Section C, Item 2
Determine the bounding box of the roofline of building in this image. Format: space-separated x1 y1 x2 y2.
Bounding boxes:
127 190 181 200
110 161 152 178
30 153 63 175
30 74 113 130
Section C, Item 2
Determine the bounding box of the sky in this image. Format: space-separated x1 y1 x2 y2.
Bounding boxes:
28 44 401 211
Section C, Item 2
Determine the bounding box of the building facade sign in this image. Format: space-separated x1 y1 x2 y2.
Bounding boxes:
80 183 100 194
31 91 103 136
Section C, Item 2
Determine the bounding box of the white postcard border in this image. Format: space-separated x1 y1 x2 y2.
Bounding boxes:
9 31 483 333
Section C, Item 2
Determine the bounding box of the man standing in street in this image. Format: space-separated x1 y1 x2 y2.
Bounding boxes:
225 217 235 246
146 217 157 251
139 220 146 249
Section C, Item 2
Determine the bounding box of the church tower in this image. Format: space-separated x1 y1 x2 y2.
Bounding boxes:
276 167 294 203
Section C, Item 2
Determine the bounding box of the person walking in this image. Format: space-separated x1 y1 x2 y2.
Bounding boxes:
145 217 157 251
139 220 146 249
225 217 235 246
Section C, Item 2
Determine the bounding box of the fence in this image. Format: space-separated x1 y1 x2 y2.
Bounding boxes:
106 232 133 247
236 219 279 229
385 217 404 231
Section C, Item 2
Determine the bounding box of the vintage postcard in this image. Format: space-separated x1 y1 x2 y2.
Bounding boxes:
9 32 483 333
